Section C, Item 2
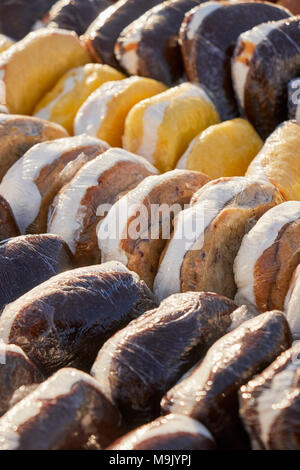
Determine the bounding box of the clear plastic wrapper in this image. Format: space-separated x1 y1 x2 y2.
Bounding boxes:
240 342 300 450
161 310 292 449
0 261 157 375
91 291 237 424
0 368 123 450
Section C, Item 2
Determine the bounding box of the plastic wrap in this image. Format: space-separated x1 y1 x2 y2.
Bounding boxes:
0 261 156 375
0 0 56 40
91 291 237 424
98 170 209 290
115 0 202 86
0 135 109 234
0 29 90 115
0 195 20 242
175 118 263 179
74 76 167 147
33 64 124 134
45 0 113 35
239 342 300 450
234 200 300 314
0 114 67 182
108 414 215 450
232 16 300 139
181 2 290 121
0 368 123 450
0 344 43 417
48 148 157 266
161 310 292 449
246 121 300 201
83 0 164 68
0 234 74 310
154 177 283 302
123 82 219 172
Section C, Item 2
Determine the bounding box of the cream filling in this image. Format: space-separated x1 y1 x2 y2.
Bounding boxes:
74 77 140 138
185 2 221 41
98 170 187 266
176 137 197 169
0 134 102 233
234 201 300 308
128 415 214 448
137 83 213 164
116 29 142 75
153 177 252 302
256 360 297 449
0 368 102 450
48 148 157 253
34 67 84 121
284 265 300 339
232 22 277 108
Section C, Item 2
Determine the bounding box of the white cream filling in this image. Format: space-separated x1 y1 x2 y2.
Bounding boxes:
137 83 212 164
232 22 277 108
185 2 221 41
234 201 300 308
74 77 139 138
128 415 214 448
48 148 157 253
116 29 142 75
176 137 197 169
0 368 102 450
154 177 253 302
34 67 84 121
98 170 187 266
256 360 297 449
284 265 300 339
0 134 102 233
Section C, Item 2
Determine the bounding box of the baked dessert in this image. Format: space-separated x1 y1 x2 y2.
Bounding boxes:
240 342 300 450
34 64 125 134
0 195 20 242
39 0 114 35
161 311 292 449
284 264 300 340
0 114 68 182
123 82 220 172
0 234 74 311
74 76 166 146
0 0 56 40
0 135 109 234
181 1 290 121
48 148 158 266
0 29 90 115
98 169 210 289
277 0 300 15
246 121 300 201
234 201 300 313
154 177 283 302
0 368 123 450
0 262 157 374
0 344 43 417
177 118 263 178
232 16 300 139
0 34 14 53
83 0 163 68
115 0 202 85
91 292 237 424
108 414 215 450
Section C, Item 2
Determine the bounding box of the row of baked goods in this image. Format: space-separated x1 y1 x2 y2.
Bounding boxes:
0 1 300 145
0 259 296 450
